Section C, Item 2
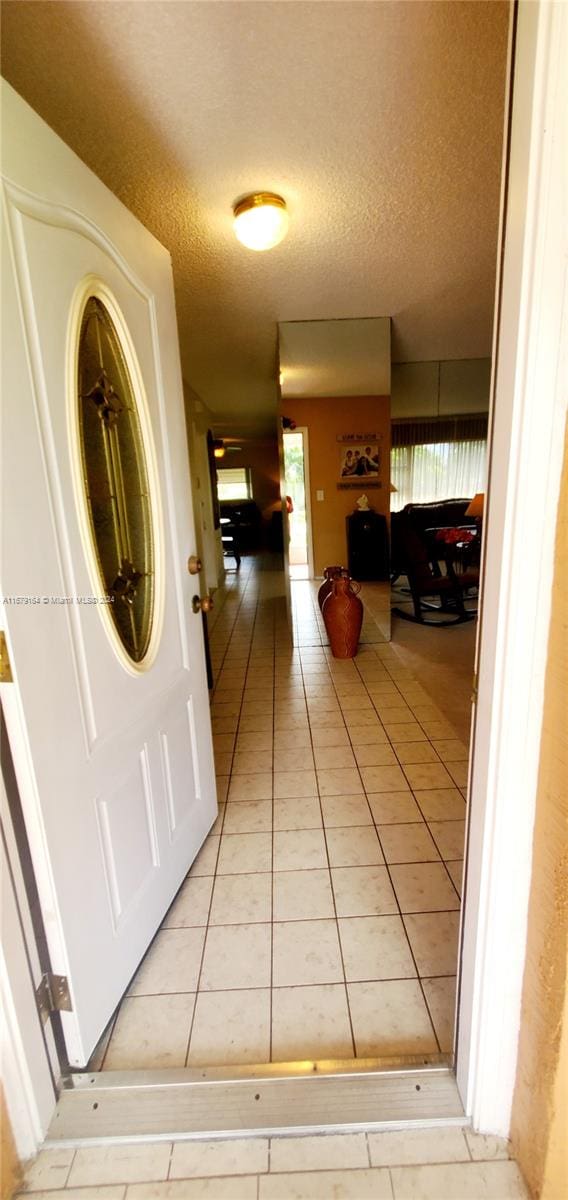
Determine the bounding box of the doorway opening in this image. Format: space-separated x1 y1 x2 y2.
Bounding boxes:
7 0 552 1156
283 428 313 580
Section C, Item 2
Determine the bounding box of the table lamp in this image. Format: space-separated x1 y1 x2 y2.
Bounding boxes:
466 493 485 519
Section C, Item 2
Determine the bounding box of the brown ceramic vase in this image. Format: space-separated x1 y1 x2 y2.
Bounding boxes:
322 576 363 658
317 565 345 610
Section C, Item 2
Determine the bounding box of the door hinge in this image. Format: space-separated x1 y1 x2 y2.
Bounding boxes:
0 631 13 682
471 672 479 702
36 973 72 1024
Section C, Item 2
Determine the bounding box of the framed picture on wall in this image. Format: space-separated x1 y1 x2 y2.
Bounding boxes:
338 441 380 480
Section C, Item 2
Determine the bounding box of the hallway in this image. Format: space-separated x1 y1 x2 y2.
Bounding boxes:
96 559 467 1071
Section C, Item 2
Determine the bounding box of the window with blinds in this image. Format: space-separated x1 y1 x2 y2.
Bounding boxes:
217 467 253 501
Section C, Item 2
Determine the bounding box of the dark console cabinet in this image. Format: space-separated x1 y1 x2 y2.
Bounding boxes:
347 510 389 581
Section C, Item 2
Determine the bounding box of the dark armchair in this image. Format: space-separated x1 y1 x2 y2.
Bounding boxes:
391 499 478 583
391 509 478 625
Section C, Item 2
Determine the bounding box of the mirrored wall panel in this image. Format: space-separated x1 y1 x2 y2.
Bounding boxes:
279 317 391 644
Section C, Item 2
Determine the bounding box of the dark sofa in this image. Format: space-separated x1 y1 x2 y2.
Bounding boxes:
219 500 262 554
391 498 476 581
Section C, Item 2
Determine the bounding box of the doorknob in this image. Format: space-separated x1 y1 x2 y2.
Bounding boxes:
192 594 213 614
187 555 202 575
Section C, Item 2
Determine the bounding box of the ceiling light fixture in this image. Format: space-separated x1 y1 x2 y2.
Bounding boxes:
213 439 226 459
233 193 289 252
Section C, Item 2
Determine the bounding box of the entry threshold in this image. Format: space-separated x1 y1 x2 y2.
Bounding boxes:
46 1055 466 1147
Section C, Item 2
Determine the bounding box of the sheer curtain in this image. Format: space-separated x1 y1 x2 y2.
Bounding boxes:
391 440 486 509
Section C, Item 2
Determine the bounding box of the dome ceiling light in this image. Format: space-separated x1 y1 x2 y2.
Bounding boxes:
233 192 289 252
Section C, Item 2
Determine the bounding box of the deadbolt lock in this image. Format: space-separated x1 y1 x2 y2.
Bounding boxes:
187 555 202 576
192 594 213 614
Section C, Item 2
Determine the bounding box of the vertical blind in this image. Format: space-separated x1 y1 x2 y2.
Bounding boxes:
391 439 487 509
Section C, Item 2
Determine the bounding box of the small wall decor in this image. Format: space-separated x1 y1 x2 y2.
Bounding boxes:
337 432 382 489
338 480 381 491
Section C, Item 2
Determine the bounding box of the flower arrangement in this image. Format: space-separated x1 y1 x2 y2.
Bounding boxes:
435 527 475 545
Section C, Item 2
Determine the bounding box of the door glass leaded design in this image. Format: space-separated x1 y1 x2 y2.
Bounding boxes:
77 296 154 663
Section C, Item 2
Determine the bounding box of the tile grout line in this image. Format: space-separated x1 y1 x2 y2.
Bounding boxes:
365 1130 372 1169
357 659 466 870
377 659 460 1051
62 1147 76 1189
108 968 460 1000
165 1140 175 1181
350 647 444 1054
97 1009 119 1072
185 564 259 1065
302 641 358 1058
209 563 253 689
169 864 462 882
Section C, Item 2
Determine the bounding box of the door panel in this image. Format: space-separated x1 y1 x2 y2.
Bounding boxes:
1 83 216 1066
160 701 202 843
96 752 160 932
18 214 189 734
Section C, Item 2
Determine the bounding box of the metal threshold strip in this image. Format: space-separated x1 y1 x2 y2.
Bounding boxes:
46 1055 466 1146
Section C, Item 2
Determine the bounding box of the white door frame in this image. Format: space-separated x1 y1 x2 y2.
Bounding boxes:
283 426 315 579
1 765 58 1159
297 427 315 580
456 0 567 1135
2 0 565 1157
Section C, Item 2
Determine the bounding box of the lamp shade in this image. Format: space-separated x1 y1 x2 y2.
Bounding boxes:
465 492 485 518
233 193 289 251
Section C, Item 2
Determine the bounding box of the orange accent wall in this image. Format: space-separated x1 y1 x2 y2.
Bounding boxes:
281 396 390 576
1 1086 22 1199
511 424 568 1198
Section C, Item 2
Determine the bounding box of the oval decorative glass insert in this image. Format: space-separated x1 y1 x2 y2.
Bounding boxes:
77 296 155 663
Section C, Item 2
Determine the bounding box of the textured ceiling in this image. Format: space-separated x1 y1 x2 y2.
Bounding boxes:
1 0 509 428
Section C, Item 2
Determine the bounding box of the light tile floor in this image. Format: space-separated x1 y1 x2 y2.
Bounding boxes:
98 559 468 1071
390 606 477 746
17 1128 529 1199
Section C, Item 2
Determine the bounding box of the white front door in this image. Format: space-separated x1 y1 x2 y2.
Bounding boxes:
0 82 217 1068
